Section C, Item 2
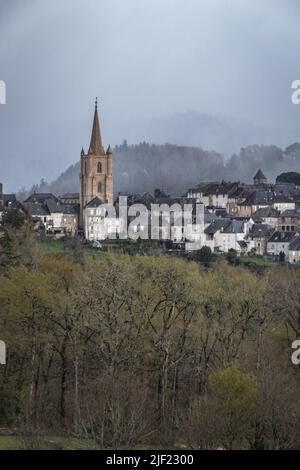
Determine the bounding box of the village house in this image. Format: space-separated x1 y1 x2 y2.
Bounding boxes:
278 209 300 233
252 207 279 228
203 218 253 253
237 191 272 218
59 193 80 205
266 231 298 258
0 182 25 222
247 224 273 256
272 195 296 212
23 193 78 236
83 196 125 241
3 98 300 264
186 181 240 208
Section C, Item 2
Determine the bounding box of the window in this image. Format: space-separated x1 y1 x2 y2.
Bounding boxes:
98 182 102 193
97 162 102 173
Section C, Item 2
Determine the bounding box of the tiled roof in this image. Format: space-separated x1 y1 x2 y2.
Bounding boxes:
280 210 300 219
253 207 279 219
249 224 272 238
223 220 244 234
254 169 267 180
289 236 300 251
85 197 104 208
268 231 297 243
204 219 230 235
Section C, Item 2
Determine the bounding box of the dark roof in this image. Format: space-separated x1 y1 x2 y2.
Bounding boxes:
254 169 267 180
223 220 244 234
187 181 240 197
280 210 300 219
249 224 272 238
186 180 300 201
252 207 279 219
85 197 104 208
268 231 297 243
240 190 271 206
204 211 218 224
289 237 300 251
59 193 80 199
215 208 229 217
204 219 230 235
24 202 50 216
24 198 78 216
24 193 60 204
45 199 63 213
61 204 78 215
273 194 295 203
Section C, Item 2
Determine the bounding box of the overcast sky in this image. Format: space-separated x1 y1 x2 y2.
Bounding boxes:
0 0 300 191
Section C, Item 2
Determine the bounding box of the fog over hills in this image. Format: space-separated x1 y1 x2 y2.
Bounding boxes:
144 112 300 157
18 138 300 200
14 110 300 199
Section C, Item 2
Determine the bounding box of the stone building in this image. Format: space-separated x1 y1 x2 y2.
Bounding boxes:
80 99 113 227
23 193 78 236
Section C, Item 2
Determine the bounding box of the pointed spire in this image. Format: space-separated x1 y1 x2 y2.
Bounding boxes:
88 97 104 155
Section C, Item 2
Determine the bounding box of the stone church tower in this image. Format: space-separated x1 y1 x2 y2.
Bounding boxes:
80 99 113 226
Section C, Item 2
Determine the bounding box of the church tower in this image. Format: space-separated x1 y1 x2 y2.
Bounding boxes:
253 169 267 186
80 99 113 226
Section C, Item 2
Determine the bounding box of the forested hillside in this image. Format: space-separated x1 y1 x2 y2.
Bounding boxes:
19 141 300 200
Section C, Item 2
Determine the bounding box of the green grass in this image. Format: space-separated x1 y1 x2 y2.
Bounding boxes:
38 240 284 269
0 436 22 450
239 256 279 267
40 239 65 254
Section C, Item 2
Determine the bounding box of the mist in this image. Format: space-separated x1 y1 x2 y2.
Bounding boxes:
0 0 300 192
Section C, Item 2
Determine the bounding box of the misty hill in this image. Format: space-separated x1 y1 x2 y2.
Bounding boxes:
224 143 300 183
19 142 224 198
19 141 300 200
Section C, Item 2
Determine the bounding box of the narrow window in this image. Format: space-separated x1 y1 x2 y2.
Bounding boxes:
98 182 102 193
97 162 102 173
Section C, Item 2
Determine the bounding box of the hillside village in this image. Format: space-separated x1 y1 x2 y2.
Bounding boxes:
1 102 300 264
1 170 300 264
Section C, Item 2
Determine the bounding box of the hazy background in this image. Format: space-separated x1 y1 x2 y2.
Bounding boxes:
1 0 300 192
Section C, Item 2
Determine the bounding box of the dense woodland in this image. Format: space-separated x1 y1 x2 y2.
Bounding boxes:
1 213 300 449
18 141 300 199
